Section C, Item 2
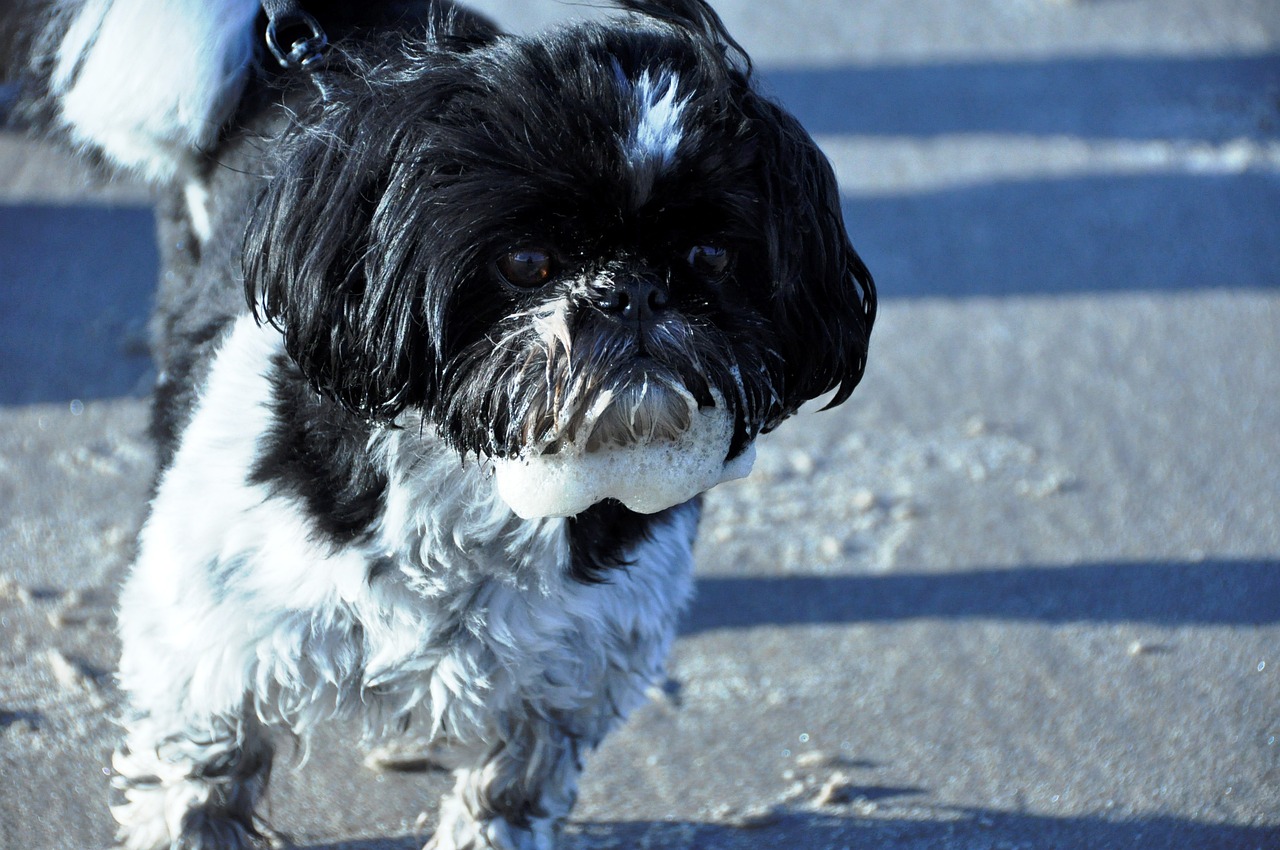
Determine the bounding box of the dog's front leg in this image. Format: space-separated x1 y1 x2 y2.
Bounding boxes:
428 714 582 850
110 562 277 850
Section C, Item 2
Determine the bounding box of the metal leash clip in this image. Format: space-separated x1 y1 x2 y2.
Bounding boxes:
265 7 328 71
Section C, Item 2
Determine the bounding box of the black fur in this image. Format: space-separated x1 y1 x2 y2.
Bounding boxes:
567 499 692 585
249 352 390 546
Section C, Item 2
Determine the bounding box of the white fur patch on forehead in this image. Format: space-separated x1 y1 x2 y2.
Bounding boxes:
629 69 688 168
613 60 691 199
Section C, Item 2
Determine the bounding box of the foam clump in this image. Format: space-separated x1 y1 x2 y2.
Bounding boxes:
492 393 755 519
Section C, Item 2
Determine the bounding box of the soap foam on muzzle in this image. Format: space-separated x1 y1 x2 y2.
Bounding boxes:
492 385 755 519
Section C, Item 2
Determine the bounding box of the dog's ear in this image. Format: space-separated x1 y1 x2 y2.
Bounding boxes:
743 91 877 418
243 102 439 421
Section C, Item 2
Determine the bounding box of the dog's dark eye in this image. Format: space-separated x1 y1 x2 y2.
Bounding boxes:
497 248 555 288
685 244 731 281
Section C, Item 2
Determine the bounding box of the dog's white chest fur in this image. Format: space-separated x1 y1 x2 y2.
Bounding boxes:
120 316 696 744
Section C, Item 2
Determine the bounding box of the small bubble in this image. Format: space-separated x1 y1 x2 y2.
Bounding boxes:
1259 661 1267 672
70 399 84 416
1268 736 1275 746
799 733 810 743
818 537 842 560
781 749 792 758
787 451 815 476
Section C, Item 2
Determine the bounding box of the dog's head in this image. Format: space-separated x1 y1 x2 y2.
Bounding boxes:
244 0 875 472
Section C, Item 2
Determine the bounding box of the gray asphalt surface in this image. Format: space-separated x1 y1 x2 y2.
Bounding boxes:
1 1 1278 848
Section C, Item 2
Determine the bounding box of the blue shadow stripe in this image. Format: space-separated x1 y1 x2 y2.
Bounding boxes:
760 53 1280 140
844 172 1280 297
685 558 1280 632
0 204 156 403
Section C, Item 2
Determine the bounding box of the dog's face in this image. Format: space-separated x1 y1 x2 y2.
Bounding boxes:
244 3 875 466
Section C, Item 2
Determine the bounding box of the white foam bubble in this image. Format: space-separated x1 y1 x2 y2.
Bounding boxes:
492 396 754 519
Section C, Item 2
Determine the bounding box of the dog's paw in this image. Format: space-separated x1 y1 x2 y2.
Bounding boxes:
425 814 558 850
112 800 268 850
113 797 271 850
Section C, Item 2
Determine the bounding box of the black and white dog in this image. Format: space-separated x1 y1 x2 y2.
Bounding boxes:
23 1 875 847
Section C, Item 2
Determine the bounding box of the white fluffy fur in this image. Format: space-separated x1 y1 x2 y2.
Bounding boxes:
50 0 259 179
615 63 689 203
628 69 687 169
113 316 699 850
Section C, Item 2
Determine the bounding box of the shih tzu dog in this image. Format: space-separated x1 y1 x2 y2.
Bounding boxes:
22 0 875 847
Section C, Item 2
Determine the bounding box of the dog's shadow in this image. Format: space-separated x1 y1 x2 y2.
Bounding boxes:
292 804 1278 850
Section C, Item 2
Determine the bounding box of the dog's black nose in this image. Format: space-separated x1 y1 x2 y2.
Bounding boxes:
599 276 670 324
